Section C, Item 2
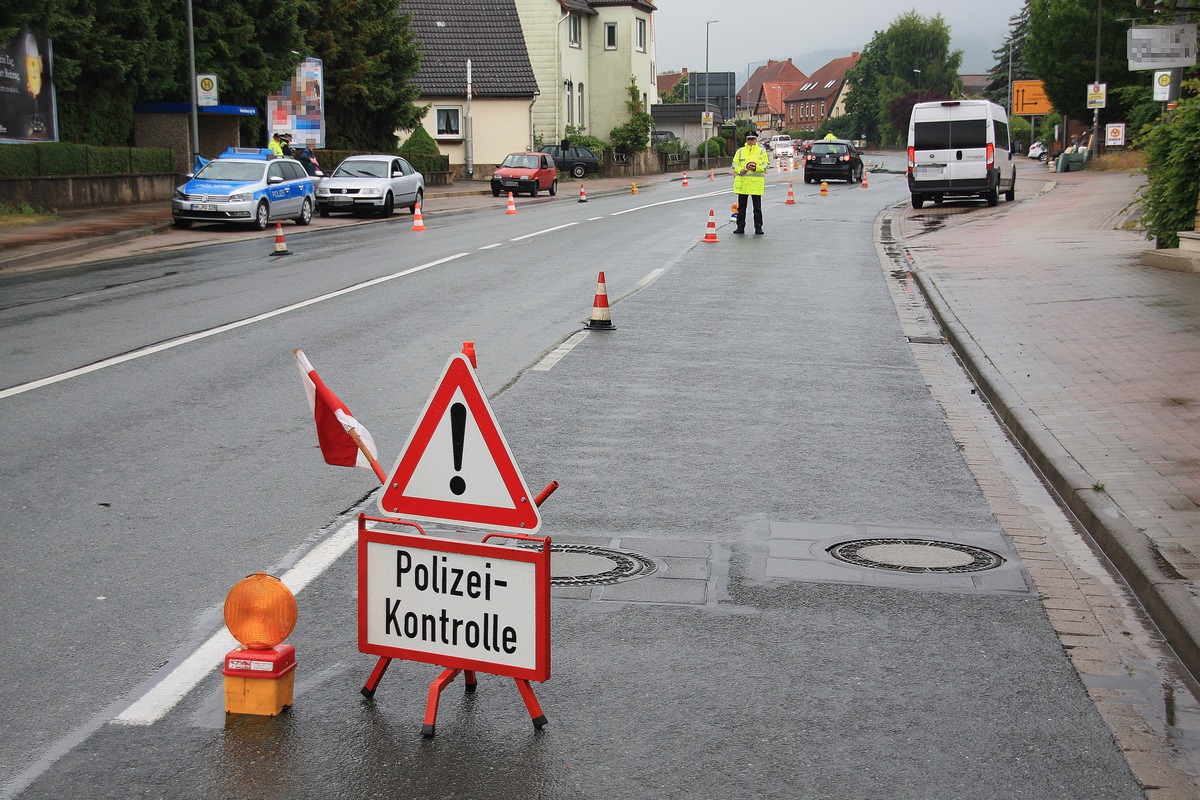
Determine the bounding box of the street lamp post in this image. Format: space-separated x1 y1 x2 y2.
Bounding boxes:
704 19 717 170
913 68 922 103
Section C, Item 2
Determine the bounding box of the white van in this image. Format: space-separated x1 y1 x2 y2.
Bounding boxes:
907 100 1015 209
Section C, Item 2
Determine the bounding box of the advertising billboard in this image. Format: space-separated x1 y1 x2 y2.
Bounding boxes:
0 26 58 143
267 57 324 149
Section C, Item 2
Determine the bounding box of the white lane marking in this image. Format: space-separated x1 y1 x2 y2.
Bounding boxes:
637 268 666 288
0 254 471 401
530 330 589 372
113 518 361 726
479 242 504 250
587 216 604 221
609 189 730 216
509 222 578 241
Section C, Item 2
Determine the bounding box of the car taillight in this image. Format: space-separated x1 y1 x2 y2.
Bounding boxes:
986 142 994 168
907 146 915 169
840 154 850 162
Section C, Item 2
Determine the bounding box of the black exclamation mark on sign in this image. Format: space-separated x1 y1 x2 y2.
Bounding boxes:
449 402 466 496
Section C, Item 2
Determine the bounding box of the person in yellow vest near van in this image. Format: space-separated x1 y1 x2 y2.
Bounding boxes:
733 129 770 235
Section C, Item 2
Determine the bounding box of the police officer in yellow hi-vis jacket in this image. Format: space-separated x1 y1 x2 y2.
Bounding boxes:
732 129 770 235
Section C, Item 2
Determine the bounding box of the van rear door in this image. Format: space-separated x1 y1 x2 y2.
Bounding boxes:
911 105 989 189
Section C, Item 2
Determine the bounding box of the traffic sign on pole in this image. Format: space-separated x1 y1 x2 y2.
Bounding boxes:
379 353 542 532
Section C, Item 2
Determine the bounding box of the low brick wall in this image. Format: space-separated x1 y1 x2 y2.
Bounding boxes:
2 174 179 211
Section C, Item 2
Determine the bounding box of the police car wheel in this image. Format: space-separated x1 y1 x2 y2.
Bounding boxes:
254 201 270 231
295 198 312 226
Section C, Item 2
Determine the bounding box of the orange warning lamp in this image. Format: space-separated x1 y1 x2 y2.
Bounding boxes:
222 572 298 717
224 572 297 648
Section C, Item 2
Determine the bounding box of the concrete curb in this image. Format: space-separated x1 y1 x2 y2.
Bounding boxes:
907 255 1200 682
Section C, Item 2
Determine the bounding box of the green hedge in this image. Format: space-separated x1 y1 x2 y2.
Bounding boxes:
0 143 174 177
316 149 449 176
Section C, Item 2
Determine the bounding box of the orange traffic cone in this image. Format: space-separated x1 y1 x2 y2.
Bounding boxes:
270 221 291 256
585 271 615 330
578 184 588 203
861 171 869 188
703 209 720 243
411 203 427 231
820 181 828 197
682 171 689 187
631 182 639 194
505 192 518 215
781 159 789 173
785 184 796 205
709 169 715 182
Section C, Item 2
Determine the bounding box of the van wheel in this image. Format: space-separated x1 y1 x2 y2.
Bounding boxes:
986 184 999 207
911 195 924 209
1005 170 1016 202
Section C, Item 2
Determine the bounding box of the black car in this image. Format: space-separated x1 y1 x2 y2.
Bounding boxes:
803 139 864 184
538 145 601 179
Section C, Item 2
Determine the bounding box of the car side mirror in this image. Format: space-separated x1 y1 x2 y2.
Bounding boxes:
392 171 403 178
268 175 283 185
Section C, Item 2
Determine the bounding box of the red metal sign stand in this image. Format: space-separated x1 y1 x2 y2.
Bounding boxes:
359 481 558 737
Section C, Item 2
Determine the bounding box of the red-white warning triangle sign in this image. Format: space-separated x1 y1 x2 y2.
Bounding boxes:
379 353 541 532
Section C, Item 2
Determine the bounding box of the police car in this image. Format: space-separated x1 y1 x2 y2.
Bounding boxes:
171 148 315 230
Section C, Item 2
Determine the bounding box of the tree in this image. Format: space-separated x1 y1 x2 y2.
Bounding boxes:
985 1 1036 109
843 12 962 147
2 0 189 144
1026 0 1142 122
609 77 653 153
306 0 424 150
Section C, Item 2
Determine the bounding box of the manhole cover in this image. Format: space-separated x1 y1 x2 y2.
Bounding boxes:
540 544 657 587
827 539 1003 573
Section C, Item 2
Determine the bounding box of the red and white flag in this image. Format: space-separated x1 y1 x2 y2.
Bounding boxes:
294 349 379 470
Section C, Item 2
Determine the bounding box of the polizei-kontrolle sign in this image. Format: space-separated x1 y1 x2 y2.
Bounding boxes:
358 516 550 682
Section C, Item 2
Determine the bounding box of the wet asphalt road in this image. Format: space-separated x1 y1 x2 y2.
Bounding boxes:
0 159 1151 798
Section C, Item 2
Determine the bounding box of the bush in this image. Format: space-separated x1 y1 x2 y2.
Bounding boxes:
0 143 173 177
399 126 441 155
698 137 724 158
316 148 448 176
1135 82 1200 248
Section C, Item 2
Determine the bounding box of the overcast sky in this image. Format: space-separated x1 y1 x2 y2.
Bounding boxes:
652 0 1027 84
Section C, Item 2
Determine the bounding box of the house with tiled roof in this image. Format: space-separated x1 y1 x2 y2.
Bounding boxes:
783 52 859 132
515 0 658 147
401 0 540 177
658 69 687 101
737 60 807 124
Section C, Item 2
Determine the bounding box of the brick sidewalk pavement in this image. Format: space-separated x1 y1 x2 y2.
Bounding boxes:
895 168 1200 679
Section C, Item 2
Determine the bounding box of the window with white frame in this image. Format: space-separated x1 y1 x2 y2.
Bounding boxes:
605 22 617 50
566 82 574 126
434 106 462 139
568 13 581 47
635 18 646 52
578 83 584 127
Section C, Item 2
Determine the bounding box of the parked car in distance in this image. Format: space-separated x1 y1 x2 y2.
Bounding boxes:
492 152 558 197
803 139 864 184
766 134 793 159
651 130 678 147
538 144 601 179
171 147 314 230
316 155 424 217
1027 141 1048 162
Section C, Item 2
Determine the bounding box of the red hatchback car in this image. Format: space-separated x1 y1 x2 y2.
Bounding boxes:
491 152 559 197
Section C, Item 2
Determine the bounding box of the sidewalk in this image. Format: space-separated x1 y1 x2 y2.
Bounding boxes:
894 167 1200 681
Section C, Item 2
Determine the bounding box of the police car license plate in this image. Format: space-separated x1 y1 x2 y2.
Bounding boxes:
191 203 218 211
